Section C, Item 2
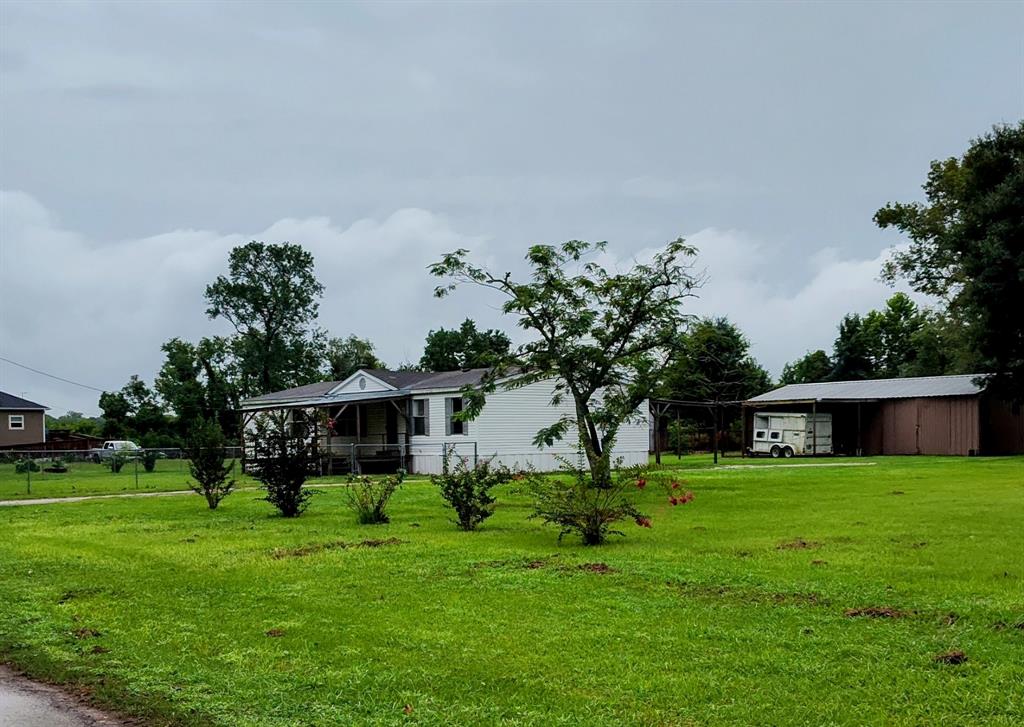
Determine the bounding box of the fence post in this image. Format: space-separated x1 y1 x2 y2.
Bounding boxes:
473 441 478 468
26 458 31 496
134 452 139 489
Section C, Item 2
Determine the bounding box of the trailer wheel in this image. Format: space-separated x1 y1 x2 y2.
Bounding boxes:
782 446 794 459
770 445 781 458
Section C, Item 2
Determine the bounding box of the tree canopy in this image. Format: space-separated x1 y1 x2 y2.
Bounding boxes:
419 318 511 371
431 238 700 488
779 349 833 385
659 317 772 402
875 122 1024 401
205 241 326 398
326 335 385 380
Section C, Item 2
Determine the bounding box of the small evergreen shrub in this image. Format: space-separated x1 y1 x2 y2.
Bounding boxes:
432 457 513 531
251 411 319 517
184 417 236 510
109 454 127 473
142 449 158 473
343 471 405 524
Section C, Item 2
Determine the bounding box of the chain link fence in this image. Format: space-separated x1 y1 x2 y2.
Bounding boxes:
0 447 243 496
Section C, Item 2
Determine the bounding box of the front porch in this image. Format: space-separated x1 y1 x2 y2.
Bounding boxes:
241 391 413 476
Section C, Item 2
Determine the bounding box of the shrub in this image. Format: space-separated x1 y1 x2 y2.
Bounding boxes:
343 471 405 524
527 459 692 545
15 458 40 474
184 417 236 510
142 449 158 473
43 457 68 474
251 411 319 517
432 457 513 531
109 454 127 473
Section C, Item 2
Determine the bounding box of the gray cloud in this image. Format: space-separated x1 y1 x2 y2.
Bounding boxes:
0 1 1020 413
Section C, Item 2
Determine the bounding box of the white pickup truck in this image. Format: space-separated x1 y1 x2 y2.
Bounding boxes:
90 440 142 462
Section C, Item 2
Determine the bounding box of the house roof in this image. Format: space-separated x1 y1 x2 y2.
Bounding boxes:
0 391 48 410
240 368 491 409
746 374 988 404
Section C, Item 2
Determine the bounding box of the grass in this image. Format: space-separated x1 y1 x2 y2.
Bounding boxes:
1 456 1022 725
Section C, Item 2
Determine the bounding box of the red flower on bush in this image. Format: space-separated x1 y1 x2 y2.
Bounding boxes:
670 481 680 490
636 478 647 489
634 515 652 528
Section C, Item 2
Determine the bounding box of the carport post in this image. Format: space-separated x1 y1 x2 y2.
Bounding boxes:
713 403 720 465
812 400 818 456
856 403 862 456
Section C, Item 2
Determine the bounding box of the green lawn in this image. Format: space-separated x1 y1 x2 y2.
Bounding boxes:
1 456 1022 725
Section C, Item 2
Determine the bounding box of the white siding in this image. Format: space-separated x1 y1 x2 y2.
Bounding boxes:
408 379 648 474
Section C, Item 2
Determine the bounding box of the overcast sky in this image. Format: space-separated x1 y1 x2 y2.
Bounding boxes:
1 1 1022 416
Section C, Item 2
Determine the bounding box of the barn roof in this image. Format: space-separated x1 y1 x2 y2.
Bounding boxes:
0 391 48 410
747 374 988 404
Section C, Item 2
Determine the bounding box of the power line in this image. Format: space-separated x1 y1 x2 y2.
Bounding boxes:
0 356 109 393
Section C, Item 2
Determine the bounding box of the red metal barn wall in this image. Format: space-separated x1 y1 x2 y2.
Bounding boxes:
866 396 980 455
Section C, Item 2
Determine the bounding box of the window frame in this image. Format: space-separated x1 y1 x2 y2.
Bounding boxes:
411 398 429 436
445 396 467 436
769 431 781 441
8 414 25 431
754 430 767 440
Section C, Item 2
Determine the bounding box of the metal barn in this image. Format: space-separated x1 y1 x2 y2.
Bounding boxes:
742 374 1024 456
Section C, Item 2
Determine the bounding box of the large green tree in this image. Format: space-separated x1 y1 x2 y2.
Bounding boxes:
325 335 385 380
875 122 1024 401
660 318 772 402
205 241 326 398
98 376 173 442
419 318 511 371
780 349 833 385
830 313 875 381
431 238 699 489
155 336 239 439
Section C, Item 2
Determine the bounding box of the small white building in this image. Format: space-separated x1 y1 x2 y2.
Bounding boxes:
240 368 649 475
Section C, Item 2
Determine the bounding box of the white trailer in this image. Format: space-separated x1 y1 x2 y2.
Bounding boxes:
749 412 832 457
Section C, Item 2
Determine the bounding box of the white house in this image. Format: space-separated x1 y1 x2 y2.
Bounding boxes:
239 368 649 475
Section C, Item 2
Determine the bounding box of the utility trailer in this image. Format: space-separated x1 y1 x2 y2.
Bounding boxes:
749 412 832 457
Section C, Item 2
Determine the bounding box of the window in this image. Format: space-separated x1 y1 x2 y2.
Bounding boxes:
445 397 467 436
412 399 429 436
8 415 24 431
769 431 781 441
754 430 767 440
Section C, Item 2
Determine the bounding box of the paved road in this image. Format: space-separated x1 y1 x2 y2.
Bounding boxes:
0 666 126 726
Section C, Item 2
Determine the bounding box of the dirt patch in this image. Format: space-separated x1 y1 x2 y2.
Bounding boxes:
669 581 828 608
691 526 707 532
89 645 110 655
271 537 405 559
811 559 828 566
57 588 103 604
777 538 822 550
358 538 404 548
844 606 907 619
933 649 968 665
577 563 616 574
72 627 101 639
890 490 905 495
941 612 960 626
265 628 285 638
910 541 928 549
735 550 752 558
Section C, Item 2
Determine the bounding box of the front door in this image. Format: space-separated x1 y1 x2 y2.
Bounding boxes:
385 404 398 445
